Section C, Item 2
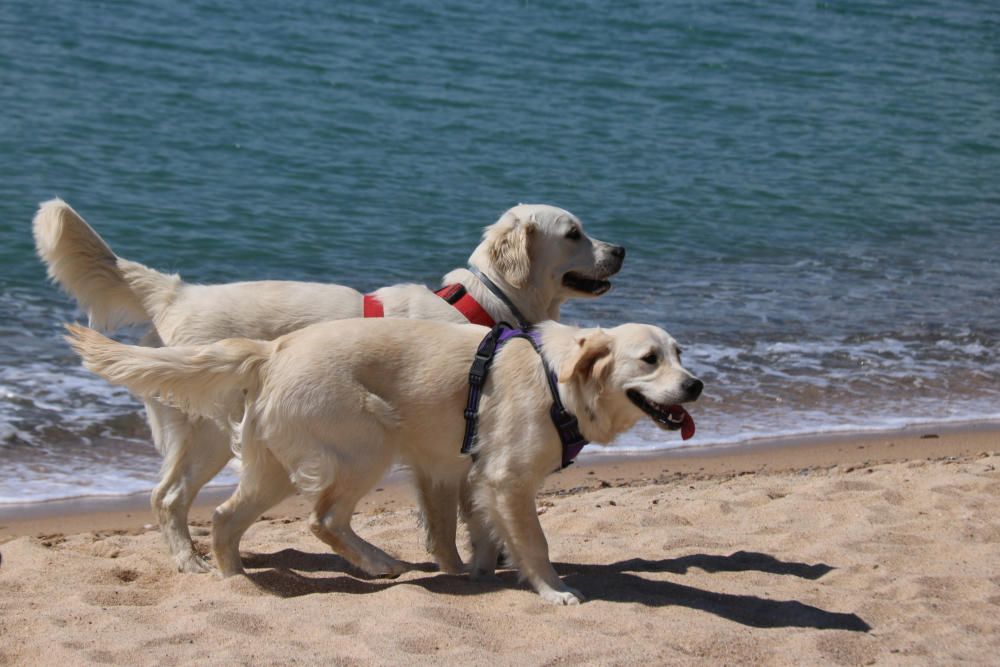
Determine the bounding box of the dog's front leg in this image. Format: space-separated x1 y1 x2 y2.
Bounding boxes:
414 471 465 574
491 488 584 605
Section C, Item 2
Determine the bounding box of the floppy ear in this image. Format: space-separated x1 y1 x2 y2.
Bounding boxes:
558 330 613 383
486 212 535 288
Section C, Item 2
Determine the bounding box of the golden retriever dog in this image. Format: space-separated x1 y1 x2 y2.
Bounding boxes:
34 200 625 573
66 318 702 604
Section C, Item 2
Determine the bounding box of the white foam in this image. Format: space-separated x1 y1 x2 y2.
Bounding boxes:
2 291 998 505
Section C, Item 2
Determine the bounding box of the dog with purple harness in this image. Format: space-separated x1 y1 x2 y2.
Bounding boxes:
67 314 701 604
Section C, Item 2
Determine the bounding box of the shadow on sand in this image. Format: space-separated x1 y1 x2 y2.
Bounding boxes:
240 548 869 632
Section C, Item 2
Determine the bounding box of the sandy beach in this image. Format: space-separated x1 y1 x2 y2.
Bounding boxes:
2 426 998 665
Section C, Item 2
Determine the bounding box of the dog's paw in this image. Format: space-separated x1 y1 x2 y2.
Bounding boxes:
539 587 584 606
176 552 212 574
437 559 467 575
470 567 501 583
385 560 410 578
367 557 409 579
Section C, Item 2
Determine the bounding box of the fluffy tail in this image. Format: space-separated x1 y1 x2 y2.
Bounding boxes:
33 199 182 331
64 324 271 420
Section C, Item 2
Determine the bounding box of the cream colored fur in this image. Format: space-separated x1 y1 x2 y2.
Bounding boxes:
32 202 150 330
34 199 625 573
66 318 701 604
66 325 269 422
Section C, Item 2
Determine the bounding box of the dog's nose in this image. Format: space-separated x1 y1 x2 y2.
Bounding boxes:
610 245 626 259
683 378 703 401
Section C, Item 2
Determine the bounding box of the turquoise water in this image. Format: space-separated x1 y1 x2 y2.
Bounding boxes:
1 1 998 502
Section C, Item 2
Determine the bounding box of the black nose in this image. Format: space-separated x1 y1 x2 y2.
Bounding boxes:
683 378 703 401
610 245 626 259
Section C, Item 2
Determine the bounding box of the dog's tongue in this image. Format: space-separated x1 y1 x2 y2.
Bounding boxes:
668 405 696 440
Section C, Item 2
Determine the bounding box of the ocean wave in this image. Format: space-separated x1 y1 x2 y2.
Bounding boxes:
1 308 998 504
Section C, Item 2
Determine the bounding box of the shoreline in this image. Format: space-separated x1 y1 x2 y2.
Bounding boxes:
2 421 996 542
3 427 998 663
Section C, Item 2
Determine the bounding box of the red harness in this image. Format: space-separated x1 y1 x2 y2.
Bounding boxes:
363 284 496 327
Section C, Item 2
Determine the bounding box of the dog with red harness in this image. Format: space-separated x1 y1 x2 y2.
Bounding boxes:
34 200 625 574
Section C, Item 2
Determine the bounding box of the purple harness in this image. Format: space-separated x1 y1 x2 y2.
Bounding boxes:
461 323 589 469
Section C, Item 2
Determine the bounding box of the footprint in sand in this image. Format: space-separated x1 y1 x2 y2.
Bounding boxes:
80 566 166 607
329 620 360 636
881 489 905 505
82 587 162 607
87 565 141 586
208 610 271 634
640 512 692 528
141 632 201 648
395 634 445 656
830 480 881 493
815 633 878 666
416 604 488 631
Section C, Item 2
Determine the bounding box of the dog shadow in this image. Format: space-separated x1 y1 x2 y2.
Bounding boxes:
242 548 438 576
552 552 869 631
594 550 834 580
241 548 868 632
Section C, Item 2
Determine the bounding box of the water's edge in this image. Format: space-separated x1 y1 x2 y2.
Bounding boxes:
2 418 996 517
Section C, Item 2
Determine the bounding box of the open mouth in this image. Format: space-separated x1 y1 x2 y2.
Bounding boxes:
627 389 696 440
562 272 611 295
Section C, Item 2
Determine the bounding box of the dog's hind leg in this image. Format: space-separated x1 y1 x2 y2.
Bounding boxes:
414 471 464 574
307 447 406 578
148 401 234 573
211 447 295 577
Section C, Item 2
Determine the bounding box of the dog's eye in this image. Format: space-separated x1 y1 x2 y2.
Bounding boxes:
641 352 658 365
565 227 581 240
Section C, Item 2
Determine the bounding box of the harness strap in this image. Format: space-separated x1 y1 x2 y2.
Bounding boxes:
363 294 384 318
461 323 589 470
467 265 530 328
460 326 503 456
434 284 496 327
362 285 496 327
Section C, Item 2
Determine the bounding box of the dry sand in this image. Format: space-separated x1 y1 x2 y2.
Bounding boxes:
1 426 999 665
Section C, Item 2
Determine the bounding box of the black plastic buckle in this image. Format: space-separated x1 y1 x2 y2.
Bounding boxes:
469 334 500 385
550 405 581 438
468 355 490 386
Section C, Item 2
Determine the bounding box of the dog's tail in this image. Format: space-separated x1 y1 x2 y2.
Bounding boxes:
33 199 182 331
64 324 271 420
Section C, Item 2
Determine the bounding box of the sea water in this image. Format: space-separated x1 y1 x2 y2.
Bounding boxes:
1 1 998 502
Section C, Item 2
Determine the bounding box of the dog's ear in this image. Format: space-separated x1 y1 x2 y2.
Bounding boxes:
486 211 536 288
558 330 613 383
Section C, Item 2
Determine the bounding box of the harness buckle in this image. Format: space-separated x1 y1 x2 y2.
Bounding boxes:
435 284 467 305
468 355 490 386
551 405 572 427
468 329 501 385
551 404 583 438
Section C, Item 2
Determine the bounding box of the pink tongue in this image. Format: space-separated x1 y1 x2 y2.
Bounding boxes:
668 405 696 440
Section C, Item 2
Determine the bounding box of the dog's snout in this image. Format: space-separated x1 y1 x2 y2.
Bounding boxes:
683 378 703 401
610 245 625 259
